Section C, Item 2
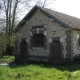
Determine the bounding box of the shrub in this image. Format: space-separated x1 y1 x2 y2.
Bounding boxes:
74 54 80 61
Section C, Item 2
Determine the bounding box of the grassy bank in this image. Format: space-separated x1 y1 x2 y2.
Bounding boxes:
0 62 80 80
0 56 80 80
0 56 15 63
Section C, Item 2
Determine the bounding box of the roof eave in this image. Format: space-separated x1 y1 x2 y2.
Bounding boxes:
17 5 72 30
36 6 71 29
72 28 80 31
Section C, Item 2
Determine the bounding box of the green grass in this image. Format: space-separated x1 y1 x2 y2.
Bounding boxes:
0 56 80 80
0 64 69 80
0 56 15 63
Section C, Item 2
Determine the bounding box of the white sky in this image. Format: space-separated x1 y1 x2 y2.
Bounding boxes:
17 0 80 19
53 0 80 18
24 0 80 19
1 0 80 20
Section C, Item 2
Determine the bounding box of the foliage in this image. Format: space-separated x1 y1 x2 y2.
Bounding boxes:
0 33 7 56
0 56 15 63
0 32 18 56
74 54 80 61
0 64 70 80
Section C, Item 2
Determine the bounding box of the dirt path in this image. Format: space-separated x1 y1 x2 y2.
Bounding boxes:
0 63 9 66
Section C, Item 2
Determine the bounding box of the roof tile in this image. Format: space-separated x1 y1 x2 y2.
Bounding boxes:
41 7 80 29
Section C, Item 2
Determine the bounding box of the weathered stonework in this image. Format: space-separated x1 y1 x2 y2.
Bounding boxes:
49 37 63 64
17 10 69 63
65 30 74 62
72 30 80 57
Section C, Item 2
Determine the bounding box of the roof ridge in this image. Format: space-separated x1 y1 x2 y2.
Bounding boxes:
41 6 80 20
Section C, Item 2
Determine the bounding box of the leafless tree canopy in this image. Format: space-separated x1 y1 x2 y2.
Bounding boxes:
0 0 33 35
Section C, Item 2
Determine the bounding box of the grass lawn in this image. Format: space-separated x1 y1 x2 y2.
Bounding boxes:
0 56 15 63
0 56 80 80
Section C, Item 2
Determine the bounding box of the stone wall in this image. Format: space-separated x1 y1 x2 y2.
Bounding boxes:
72 30 80 57
18 10 69 62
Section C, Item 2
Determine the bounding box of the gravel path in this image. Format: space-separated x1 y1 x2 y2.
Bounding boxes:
0 63 9 66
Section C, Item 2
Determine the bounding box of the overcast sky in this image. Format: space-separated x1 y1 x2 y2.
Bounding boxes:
1 0 80 20
21 0 80 19
54 0 80 18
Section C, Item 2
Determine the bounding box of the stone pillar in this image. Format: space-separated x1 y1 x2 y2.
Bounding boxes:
66 30 74 62
15 39 21 61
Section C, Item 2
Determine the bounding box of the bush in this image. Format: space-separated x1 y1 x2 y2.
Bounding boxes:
0 33 17 56
74 54 80 61
0 56 15 63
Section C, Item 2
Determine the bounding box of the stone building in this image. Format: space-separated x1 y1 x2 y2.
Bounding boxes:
15 5 80 64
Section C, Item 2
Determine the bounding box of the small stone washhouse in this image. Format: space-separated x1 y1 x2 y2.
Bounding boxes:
15 5 80 64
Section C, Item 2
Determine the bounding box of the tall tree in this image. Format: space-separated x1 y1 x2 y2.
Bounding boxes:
3 0 18 35
0 0 32 55
1 0 32 36
2 0 19 55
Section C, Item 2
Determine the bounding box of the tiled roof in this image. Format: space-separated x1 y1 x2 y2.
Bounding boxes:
17 5 80 30
41 7 80 30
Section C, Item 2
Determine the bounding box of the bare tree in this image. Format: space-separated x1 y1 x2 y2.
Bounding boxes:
1 0 18 36
35 0 55 8
1 0 32 36
0 0 19 55
0 0 32 55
